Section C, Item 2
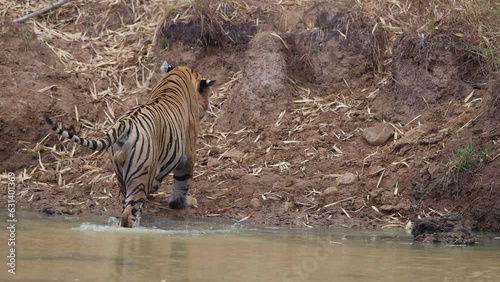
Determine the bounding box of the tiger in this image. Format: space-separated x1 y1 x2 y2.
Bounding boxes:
46 64 214 227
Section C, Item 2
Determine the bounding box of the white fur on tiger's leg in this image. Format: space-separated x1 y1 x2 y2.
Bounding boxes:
169 155 192 209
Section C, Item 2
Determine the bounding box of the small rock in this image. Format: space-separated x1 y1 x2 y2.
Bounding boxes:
223 148 245 161
230 168 247 180
362 123 394 146
427 164 441 180
249 198 262 209
40 206 57 215
368 166 385 176
272 181 284 190
281 201 291 212
412 214 475 245
324 186 339 195
396 199 412 211
283 176 295 187
38 169 57 182
369 188 383 200
272 178 295 191
40 205 79 215
207 157 219 167
379 204 395 212
379 200 411 213
338 172 357 185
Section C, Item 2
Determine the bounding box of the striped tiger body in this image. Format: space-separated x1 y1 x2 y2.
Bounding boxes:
46 65 214 227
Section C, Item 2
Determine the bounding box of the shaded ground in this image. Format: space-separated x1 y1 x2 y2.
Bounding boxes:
0 0 499 230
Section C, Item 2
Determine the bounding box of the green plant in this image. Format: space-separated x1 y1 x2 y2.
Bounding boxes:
478 147 493 163
41 36 51 44
452 144 475 173
20 25 30 40
319 23 329 30
159 38 169 50
474 42 499 68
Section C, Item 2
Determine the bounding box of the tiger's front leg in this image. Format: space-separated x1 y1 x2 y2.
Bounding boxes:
169 155 192 209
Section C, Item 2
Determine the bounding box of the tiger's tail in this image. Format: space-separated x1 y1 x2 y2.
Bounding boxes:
45 117 124 151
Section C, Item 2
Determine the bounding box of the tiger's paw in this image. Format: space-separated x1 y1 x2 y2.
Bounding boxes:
168 196 186 209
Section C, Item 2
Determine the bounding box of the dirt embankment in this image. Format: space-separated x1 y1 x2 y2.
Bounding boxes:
0 1 498 230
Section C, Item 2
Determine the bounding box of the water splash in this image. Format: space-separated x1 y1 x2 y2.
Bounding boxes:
134 215 141 227
73 221 235 236
106 216 141 228
107 216 119 227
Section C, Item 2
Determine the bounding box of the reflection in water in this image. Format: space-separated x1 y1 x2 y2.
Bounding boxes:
1 212 500 282
109 231 189 281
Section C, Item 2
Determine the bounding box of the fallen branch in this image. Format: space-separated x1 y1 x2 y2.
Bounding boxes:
13 0 70 23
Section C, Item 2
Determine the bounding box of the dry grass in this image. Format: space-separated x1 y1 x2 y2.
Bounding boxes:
356 0 500 73
159 0 257 47
10 0 171 102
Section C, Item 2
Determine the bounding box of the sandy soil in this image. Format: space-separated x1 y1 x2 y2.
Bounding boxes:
0 0 498 230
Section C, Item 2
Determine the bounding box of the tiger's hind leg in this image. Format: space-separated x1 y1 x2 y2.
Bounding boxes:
169 155 192 209
112 135 155 228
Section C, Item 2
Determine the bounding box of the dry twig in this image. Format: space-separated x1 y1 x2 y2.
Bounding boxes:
13 0 70 23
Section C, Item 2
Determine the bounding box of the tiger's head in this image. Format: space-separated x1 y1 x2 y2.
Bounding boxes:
197 78 215 119
173 66 215 119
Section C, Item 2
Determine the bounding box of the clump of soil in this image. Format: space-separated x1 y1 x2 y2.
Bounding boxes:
412 215 475 245
284 4 377 96
373 31 483 123
217 32 291 130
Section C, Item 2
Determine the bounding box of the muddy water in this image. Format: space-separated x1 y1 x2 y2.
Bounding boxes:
1 212 500 282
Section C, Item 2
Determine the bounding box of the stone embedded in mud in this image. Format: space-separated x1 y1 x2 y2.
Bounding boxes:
338 172 357 185
426 164 442 180
249 198 262 209
207 157 219 168
379 200 411 213
362 123 394 146
324 186 339 195
222 148 245 162
280 201 291 213
379 205 395 212
40 205 80 215
230 168 247 180
272 177 295 191
283 177 295 187
412 214 475 245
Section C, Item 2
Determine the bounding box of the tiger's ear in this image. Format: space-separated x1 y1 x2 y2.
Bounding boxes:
199 79 215 92
160 61 174 72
